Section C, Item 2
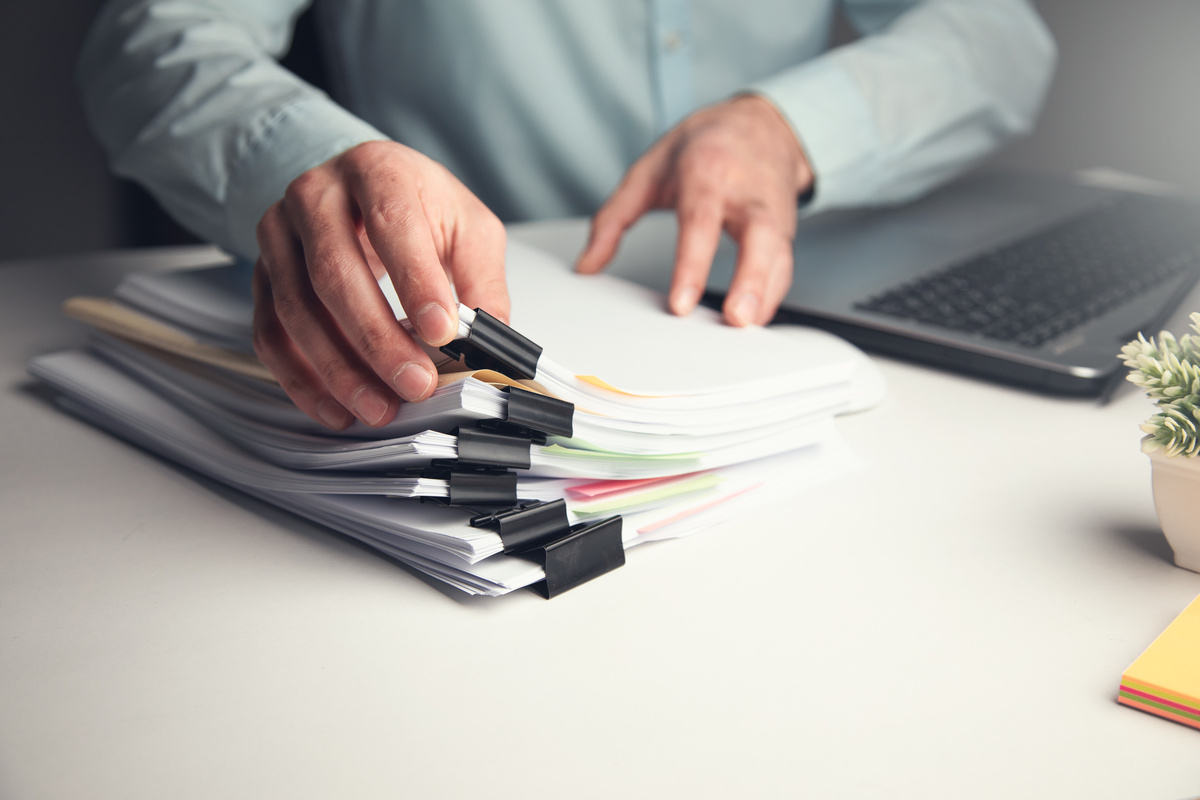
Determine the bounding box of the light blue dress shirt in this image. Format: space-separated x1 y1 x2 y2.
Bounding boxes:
78 0 1055 260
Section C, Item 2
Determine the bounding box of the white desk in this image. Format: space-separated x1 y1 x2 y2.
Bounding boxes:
2 219 1198 799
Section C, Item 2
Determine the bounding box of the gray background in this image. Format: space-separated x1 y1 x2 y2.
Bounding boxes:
1 0 1195 260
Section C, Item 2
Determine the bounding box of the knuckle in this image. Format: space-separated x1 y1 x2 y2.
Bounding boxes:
742 201 778 230
348 139 392 164
270 290 311 334
678 177 725 209
358 146 420 188
352 323 396 364
678 199 722 228
278 373 316 406
314 356 354 396
300 211 337 244
365 198 418 235
344 140 410 177
590 204 617 232
678 139 730 173
284 169 326 207
306 249 359 298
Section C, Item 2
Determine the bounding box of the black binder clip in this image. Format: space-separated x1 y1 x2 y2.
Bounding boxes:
452 426 533 470
439 309 574 437
412 466 519 508
441 308 542 380
501 386 573 439
418 427 527 506
444 469 518 507
471 500 625 598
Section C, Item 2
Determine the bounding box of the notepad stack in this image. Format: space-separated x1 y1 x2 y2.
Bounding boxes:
1118 594 1200 731
29 240 886 597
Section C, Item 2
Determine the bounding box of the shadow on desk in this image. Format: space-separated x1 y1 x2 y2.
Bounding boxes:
1102 520 1176 566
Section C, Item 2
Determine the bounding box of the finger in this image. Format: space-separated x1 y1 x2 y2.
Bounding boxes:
723 213 794 327
272 183 437 417
446 197 511 323
358 227 388 281
346 155 460 347
756 242 795 325
741 196 798 324
575 148 669 275
251 256 352 430
261 199 401 425
668 183 724 316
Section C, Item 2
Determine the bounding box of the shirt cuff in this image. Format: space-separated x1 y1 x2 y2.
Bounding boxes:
747 57 883 214
224 96 388 259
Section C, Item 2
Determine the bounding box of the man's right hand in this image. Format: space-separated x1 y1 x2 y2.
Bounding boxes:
252 140 509 430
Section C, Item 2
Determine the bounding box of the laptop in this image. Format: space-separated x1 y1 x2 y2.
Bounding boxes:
703 170 1200 396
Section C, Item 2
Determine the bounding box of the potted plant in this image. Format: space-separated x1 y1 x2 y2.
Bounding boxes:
1121 312 1200 572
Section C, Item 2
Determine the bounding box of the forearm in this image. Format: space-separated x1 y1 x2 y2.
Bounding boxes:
749 0 1056 211
77 0 386 257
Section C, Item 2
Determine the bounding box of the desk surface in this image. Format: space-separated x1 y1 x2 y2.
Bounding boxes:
2 218 1198 799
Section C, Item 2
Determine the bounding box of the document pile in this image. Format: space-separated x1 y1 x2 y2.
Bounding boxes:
29 241 885 597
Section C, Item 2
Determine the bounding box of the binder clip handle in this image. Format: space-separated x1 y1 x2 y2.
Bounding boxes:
470 500 625 598
441 308 542 380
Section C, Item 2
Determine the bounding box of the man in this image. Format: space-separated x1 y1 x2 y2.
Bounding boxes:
79 0 1055 430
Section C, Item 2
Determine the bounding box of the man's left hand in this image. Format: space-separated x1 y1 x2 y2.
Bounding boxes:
575 94 813 326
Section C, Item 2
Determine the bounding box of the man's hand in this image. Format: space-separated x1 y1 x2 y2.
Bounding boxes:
576 94 813 326
253 140 508 430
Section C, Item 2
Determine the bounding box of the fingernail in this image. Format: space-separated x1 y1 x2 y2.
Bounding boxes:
351 386 391 426
316 398 351 429
416 302 456 345
729 294 760 326
670 286 701 315
392 363 433 402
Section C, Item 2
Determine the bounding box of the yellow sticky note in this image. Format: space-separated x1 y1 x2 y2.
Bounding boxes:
1118 594 1200 731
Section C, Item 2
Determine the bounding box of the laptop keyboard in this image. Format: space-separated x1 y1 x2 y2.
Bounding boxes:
853 194 1200 348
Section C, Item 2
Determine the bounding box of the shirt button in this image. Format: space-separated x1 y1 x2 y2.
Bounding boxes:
663 31 682 52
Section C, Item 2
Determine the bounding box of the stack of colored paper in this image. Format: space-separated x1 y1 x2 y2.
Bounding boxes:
1118 593 1200 731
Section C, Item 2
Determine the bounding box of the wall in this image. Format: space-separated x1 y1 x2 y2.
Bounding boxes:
992 0 1200 188
0 0 122 259
1 0 1198 260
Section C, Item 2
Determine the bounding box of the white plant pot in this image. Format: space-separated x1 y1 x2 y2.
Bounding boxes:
1147 442 1200 573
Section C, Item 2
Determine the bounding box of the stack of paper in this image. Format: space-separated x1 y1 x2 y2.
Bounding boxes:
30 240 885 596
1118 594 1200 731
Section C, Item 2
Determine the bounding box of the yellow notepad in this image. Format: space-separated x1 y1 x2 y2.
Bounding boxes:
1118 594 1200 731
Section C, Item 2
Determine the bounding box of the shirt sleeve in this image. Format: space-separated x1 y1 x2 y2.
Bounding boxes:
747 0 1057 212
77 0 388 258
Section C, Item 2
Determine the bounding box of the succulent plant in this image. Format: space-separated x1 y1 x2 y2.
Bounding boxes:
1121 312 1200 457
